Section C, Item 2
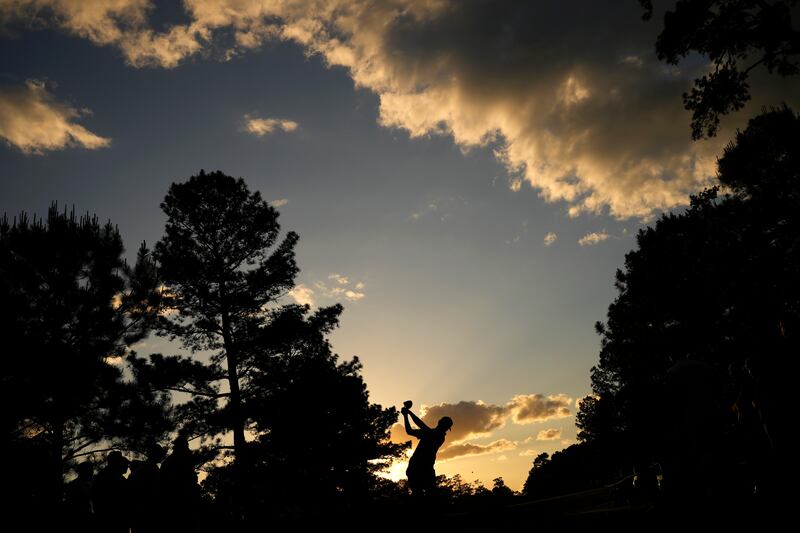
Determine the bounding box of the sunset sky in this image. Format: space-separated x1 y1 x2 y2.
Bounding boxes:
1 1 796 490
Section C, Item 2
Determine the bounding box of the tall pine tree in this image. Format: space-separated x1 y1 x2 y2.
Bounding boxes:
151 170 298 461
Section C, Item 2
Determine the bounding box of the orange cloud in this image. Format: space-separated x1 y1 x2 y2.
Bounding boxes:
578 231 611 247
0 79 110 154
392 393 574 463
438 439 516 461
243 115 299 137
508 394 572 424
421 401 508 444
536 428 562 441
288 284 315 306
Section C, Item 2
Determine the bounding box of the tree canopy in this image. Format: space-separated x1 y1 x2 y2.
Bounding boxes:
0 205 170 513
146 170 299 460
204 303 405 521
641 0 800 138
577 106 800 501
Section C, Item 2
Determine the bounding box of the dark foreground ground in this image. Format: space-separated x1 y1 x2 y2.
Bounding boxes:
256 487 790 532
437 488 788 532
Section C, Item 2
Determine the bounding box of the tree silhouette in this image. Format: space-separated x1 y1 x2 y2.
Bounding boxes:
641 0 799 138
490 477 516 500
577 106 800 505
148 170 299 463
0 205 170 516
204 303 405 521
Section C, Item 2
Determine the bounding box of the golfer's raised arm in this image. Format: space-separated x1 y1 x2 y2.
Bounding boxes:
407 409 430 431
403 409 423 437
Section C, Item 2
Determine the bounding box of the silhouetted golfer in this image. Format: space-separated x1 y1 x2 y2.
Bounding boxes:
401 402 452 497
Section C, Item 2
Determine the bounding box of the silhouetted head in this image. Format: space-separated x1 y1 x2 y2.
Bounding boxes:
173 435 189 453
147 444 166 463
106 451 129 474
437 416 453 432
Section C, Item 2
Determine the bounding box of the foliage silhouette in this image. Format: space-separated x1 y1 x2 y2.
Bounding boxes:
138 170 299 464
576 106 800 511
203 303 405 523
641 0 800 138
522 444 626 501
0 205 170 521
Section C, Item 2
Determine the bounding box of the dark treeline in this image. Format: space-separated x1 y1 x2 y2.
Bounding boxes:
0 172 519 531
523 104 800 525
521 2 800 522
0 172 410 531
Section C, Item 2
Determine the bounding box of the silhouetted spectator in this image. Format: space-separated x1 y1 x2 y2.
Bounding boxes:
129 444 166 533
92 451 130 533
63 461 95 530
402 404 452 498
160 436 200 531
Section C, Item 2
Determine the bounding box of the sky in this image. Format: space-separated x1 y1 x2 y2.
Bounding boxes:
1 0 796 491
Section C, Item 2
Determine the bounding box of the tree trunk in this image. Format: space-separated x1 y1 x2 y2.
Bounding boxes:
219 282 246 459
224 332 246 457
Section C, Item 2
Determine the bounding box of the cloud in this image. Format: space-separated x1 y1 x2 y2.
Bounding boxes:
11 2 784 217
391 392 573 462
290 273 365 305
243 115 299 136
288 284 315 306
536 428 562 441
438 439 516 461
543 232 558 246
395 394 572 444
508 394 572 424
0 79 110 154
269 198 289 207
314 278 365 302
622 55 644 68
328 273 349 285
0 0 202 68
343 289 365 301
578 231 610 246
422 401 509 444
519 449 541 457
